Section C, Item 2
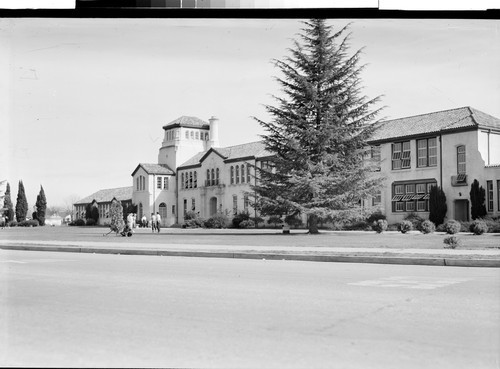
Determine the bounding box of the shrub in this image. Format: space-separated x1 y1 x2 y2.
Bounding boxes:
344 220 370 231
232 212 250 228
285 215 303 228
429 185 447 226
372 219 388 233
74 218 86 226
459 221 471 232
443 235 462 249
7 220 17 227
436 223 446 232
250 216 264 227
18 219 39 227
404 213 424 231
267 215 283 228
184 211 198 221
85 218 96 226
387 224 399 232
420 220 435 234
239 219 255 229
469 219 488 235
183 211 205 228
204 213 228 229
444 220 461 234
366 211 386 224
398 220 413 234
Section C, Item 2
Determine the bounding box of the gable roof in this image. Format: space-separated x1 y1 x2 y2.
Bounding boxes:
162 116 210 130
131 163 175 177
178 141 272 168
369 107 500 143
74 186 132 205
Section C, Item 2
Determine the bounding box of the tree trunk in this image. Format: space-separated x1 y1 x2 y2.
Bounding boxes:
308 214 320 234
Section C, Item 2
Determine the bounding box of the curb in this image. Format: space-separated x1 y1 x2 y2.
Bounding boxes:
1 244 499 268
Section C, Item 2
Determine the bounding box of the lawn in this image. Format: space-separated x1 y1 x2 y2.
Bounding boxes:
1 225 499 250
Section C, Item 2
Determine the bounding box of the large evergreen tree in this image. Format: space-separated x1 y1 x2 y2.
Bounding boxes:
109 198 125 234
253 19 383 233
15 180 28 222
35 185 47 226
429 185 447 226
470 179 487 220
4 182 14 222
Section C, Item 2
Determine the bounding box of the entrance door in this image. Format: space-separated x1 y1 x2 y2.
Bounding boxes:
209 197 217 216
454 200 469 221
159 203 167 226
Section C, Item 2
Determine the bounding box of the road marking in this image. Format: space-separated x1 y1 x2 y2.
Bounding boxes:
0 260 27 264
349 276 470 290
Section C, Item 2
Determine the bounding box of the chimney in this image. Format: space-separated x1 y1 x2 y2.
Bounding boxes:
208 116 220 148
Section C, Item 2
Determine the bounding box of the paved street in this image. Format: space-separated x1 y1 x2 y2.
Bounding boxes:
1 249 499 368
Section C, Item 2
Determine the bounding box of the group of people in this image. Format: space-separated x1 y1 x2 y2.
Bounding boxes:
129 212 162 232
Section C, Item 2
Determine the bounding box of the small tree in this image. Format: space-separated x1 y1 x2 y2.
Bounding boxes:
109 199 125 234
470 179 487 220
429 185 447 226
15 180 28 222
4 182 14 222
35 185 47 226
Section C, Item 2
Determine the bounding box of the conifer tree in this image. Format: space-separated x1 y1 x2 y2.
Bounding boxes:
35 185 47 226
253 19 383 233
429 185 447 226
15 180 28 222
470 179 486 220
4 182 14 222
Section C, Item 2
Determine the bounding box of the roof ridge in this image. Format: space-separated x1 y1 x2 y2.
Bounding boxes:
222 140 264 150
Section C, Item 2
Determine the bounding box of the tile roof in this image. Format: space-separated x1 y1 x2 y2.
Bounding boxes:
75 186 132 205
162 116 209 129
179 141 273 168
369 107 500 143
133 163 175 176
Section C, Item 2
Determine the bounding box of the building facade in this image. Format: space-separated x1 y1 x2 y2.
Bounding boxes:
367 107 500 223
74 186 133 225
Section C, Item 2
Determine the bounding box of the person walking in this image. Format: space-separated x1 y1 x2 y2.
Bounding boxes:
141 214 147 228
156 212 161 232
151 213 157 232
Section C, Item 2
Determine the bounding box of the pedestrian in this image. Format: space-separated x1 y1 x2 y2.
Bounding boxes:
141 214 147 228
126 213 134 232
156 211 161 232
151 213 157 232
0 214 5 229
132 213 137 231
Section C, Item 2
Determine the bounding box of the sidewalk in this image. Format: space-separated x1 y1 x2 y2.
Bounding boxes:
1 238 499 268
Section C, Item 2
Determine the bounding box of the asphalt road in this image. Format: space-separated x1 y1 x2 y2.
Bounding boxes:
1 250 499 368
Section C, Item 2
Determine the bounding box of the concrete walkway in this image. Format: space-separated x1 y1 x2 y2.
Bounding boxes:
1 239 499 268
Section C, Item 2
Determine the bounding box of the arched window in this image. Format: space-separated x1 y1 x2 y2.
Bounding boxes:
457 145 466 174
206 169 210 186
230 166 234 184
241 164 245 183
136 177 139 190
194 171 197 188
185 173 189 189
189 172 193 188
181 173 184 189
216 168 220 185
236 165 240 184
211 169 215 186
159 203 167 223
247 165 251 183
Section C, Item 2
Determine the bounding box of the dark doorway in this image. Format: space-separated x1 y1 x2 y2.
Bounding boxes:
454 200 469 221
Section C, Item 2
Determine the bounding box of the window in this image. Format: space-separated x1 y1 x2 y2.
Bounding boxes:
185 131 189 139
206 169 210 186
194 172 197 188
172 205 175 215
457 145 466 174
371 145 381 171
189 172 193 189
233 195 238 214
236 165 240 184
164 177 168 190
159 203 167 220
392 180 436 212
216 168 220 185
183 199 187 217
417 138 438 167
191 198 196 211
241 165 245 183
136 177 140 190
190 131 194 139
195 131 199 140
487 180 493 212
372 190 381 206
392 141 411 169
211 169 215 186
157 177 162 189
498 180 500 212
230 166 234 184
244 194 249 212
247 165 251 183
181 173 184 189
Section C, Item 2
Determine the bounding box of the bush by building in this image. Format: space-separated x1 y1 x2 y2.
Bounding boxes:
444 220 461 234
420 220 435 234
204 212 228 229
232 212 250 228
469 219 488 235
17 219 39 227
404 213 424 231
443 235 462 249
239 219 255 229
398 220 413 234
372 219 388 233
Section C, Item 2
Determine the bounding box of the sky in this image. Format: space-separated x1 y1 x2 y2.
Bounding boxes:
1 17 499 209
